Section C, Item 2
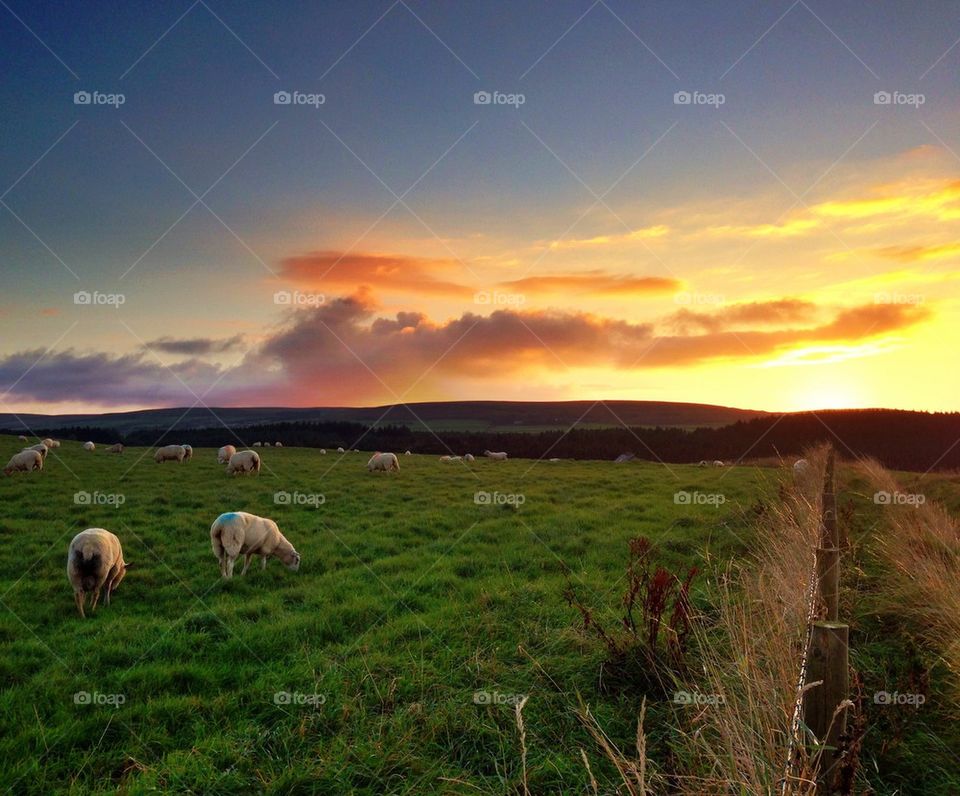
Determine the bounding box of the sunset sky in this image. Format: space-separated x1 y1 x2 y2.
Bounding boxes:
1 1 959 414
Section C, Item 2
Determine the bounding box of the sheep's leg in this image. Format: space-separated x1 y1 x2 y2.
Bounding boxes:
240 553 254 576
219 555 227 577
261 555 267 570
74 591 85 618
90 588 101 613
225 556 236 578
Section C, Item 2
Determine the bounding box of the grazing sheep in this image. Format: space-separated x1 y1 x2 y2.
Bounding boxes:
353 449 360 453
713 460 725 467
106 443 124 454
4 449 43 476
548 458 562 462
320 448 327 455
217 444 237 464
275 442 283 448
24 443 48 459
67 529 129 618
154 444 187 464
182 444 193 461
697 460 709 467
404 450 412 456
41 438 54 448
17 435 27 442
210 511 300 578
49 440 61 448
83 441 96 451
439 455 463 462
337 447 345 454
263 442 272 447
463 453 475 462
226 449 261 476
484 450 508 461
367 452 400 472
253 442 262 447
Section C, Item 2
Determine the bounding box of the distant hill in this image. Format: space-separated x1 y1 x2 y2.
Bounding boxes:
0 400 768 435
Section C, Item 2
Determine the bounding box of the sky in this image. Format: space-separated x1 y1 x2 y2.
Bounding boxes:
1 0 959 414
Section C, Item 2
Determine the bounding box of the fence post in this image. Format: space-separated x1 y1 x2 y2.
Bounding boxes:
803 621 850 793
822 450 838 549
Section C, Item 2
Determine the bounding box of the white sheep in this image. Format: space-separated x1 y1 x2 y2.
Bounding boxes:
275 442 283 448
367 452 400 472
24 443 48 459
713 460 725 467
106 443 124 454
253 442 262 447
154 444 187 464
83 441 96 451
4 449 43 475
463 453 475 462
49 440 61 448
337 447 345 454
548 458 562 462
697 460 709 467
226 449 261 476
17 435 27 442
484 450 508 461
67 529 129 618
210 511 300 578
41 437 54 448
218 444 237 464
320 449 327 455
263 442 272 447
404 450 412 456
182 444 193 461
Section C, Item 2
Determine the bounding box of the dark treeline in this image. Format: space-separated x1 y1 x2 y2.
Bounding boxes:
9 408 960 472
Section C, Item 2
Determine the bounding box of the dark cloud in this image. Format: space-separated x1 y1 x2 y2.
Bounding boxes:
147 335 245 356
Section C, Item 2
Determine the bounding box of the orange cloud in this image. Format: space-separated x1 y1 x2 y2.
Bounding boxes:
873 243 960 263
544 225 669 251
498 272 681 296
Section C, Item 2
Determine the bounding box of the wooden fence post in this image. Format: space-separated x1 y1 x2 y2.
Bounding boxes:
803 621 850 794
822 451 838 549
817 450 840 620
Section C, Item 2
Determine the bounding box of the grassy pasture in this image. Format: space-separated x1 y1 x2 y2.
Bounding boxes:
0 436 776 794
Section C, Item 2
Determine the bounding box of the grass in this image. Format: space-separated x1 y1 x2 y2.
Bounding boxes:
0 436 771 795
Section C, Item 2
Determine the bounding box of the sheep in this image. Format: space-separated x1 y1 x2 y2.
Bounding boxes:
353 449 360 453
106 443 124 454
182 444 193 461
67 529 129 618
697 460 709 467
226 449 261 476
367 452 400 472
439 455 462 462
548 458 562 462
463 453 475 462
320 449 327 455
275 442 283 448
154 444 187 464
713 460 725 467
49 440 61 448
24 443 48 459
210 511 300 578
218 444 237 464
4 449 43 476
253 442 262 447
484 450 508 461
337 447 345 454
263 442 272 447
17 435 27 442
41 438 54 448
404 450 412 456
83 441 95 451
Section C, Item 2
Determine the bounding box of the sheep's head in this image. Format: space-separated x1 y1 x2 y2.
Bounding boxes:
280 548 301 571
2 467 11 477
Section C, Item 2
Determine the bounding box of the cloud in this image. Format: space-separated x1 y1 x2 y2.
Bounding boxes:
665 299 820 334
147 335 245 355
873 243 960 263
279 251 472 297
498 273 681 296
544 225 669 251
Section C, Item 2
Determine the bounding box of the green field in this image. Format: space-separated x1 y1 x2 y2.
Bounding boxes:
0 436 775 794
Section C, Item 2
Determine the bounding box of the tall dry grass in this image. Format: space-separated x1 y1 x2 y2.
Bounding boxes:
858 459 960 679
673 445 832 795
